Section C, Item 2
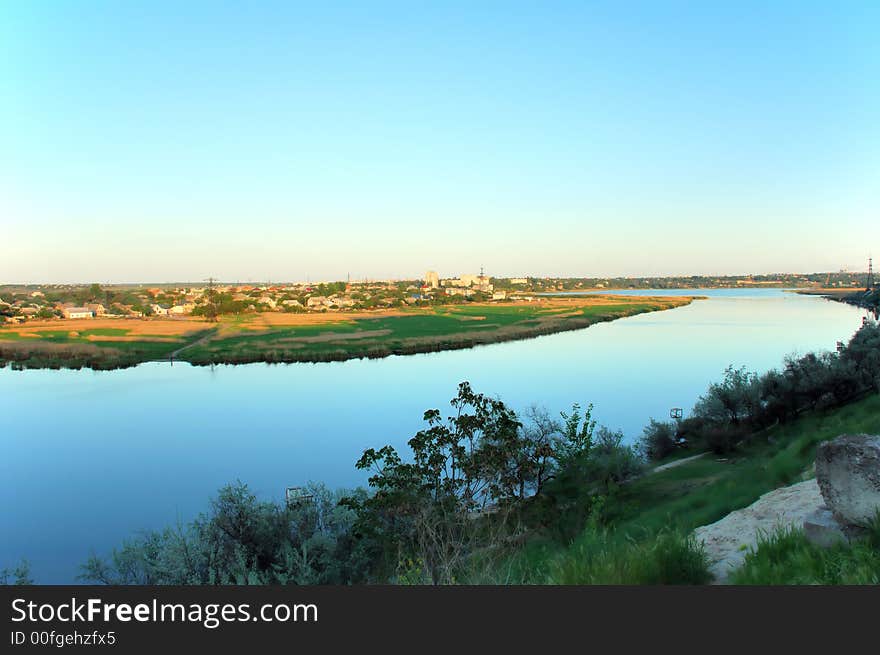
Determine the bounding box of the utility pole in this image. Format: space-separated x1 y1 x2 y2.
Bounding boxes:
204 277 219 322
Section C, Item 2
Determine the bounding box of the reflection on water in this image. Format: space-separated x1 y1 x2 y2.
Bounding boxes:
0 289 867 581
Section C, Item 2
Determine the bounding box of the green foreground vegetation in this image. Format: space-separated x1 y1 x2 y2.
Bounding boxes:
518 394 880 584
731 519 880 585
0 297 689 370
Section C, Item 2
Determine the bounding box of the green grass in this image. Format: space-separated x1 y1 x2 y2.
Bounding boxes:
21 330 73 342
497 394 880 584
731 519 880 584
78 328 131 337
181 298 686 366
0 329 213 370
0 297 688 369
611 396 880 534
545 528 712 585
0 327 139 341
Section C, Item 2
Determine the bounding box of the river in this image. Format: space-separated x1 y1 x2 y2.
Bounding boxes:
0 288 868 582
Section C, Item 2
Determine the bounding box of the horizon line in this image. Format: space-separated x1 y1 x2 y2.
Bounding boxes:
0 269 870 287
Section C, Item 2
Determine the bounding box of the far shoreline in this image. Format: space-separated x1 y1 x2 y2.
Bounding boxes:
0 295 694 372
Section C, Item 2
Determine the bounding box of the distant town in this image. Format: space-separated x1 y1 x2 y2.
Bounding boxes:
0 270 871 325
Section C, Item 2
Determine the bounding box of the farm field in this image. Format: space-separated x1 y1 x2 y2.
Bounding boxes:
0 295 694 369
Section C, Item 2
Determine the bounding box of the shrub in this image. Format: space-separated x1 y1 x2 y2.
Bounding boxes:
79 482 369 585
0 560 33 585
568 427 645 493
684 324 880 443
641 419 677 461
703 424 750 455
674 415 710 450
692 365 761 427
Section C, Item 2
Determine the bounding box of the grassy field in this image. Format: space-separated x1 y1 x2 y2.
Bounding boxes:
180 296 692 365
498 393 880 584
0 295 692 369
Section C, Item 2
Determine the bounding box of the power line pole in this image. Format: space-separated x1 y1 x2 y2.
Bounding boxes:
204 277 219 322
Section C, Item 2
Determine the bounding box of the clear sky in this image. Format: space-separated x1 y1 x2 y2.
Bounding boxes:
2 2 878 283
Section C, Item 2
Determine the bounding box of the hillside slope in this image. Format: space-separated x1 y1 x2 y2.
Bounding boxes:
506 394 880 584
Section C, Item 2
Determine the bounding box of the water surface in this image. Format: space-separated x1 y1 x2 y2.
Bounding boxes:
0 289 867 582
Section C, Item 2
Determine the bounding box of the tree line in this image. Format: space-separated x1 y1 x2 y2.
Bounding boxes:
643 323 880 458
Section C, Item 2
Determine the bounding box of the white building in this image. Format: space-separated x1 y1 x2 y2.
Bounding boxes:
424 270 440 289
169 303 195 315
442 273 493 292
63 307 94 319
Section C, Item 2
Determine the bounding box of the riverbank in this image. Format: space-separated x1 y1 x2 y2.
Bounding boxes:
503 392 880 584
0 295 693 370
793 288 859 298
796 287 879 312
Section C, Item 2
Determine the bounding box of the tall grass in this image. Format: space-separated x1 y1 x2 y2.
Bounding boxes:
731 517 880 585
547 528 712 585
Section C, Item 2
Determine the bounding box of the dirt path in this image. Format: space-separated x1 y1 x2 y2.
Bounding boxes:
650 452 709 474
168 329 218 360
693 478 821 583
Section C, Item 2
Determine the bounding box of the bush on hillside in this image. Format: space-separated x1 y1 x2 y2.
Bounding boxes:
703 424 751 455
692 365 762 426
685 324 880 448
78 482 371 585
641 419 678 461
587 427 645 489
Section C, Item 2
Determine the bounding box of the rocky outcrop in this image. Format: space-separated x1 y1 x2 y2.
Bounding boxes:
815 434 880 528
693 434 880 582
693 479 823 583
803 507 852 547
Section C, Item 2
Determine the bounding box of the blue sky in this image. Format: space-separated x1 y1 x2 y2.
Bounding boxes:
2 2 878 283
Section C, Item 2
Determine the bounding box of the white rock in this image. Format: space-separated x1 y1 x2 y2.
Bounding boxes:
693 479 822 583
